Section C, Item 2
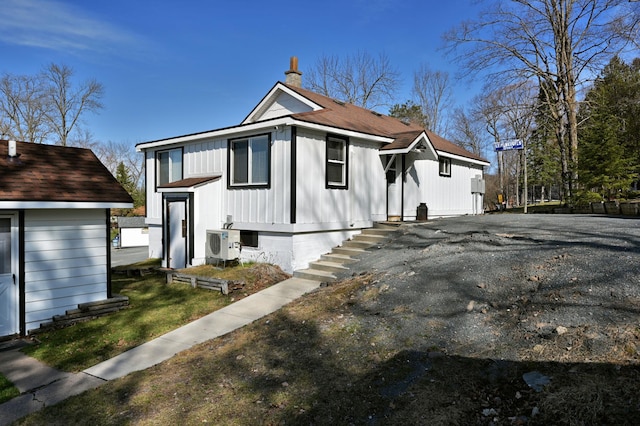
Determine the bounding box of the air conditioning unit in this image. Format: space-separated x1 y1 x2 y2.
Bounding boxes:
205 229 240 261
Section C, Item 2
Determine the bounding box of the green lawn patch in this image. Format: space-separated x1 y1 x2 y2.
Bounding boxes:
22 262 288 372
0 372 20 404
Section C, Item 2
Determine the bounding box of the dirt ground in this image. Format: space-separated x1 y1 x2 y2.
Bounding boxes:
331 213 640 424
16 213 640 425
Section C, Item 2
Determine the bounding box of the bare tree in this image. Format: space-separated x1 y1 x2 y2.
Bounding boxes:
304 51 401 109
412 64 453 135
450 105 488 157
42 63 104 146
93 140 144 189
0 73 49 143
444 0 640 203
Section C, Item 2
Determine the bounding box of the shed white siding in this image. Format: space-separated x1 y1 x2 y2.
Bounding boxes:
24 209 107 331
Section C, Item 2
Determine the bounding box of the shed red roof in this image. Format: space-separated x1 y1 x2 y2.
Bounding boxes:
0 140 133 204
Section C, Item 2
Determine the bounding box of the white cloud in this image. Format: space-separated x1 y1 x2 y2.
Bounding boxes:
0 0 147 55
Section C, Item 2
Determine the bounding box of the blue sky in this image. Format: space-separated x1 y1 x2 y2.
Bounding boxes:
0 0 483 145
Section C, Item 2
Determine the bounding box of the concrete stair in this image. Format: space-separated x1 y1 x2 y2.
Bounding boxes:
293 223 397 283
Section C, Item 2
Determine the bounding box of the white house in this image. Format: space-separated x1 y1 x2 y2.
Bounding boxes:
136 58 489 273
0 140 133 337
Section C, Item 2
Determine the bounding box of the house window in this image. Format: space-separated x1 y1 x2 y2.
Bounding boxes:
240 231 259 248
326 135 348 188
439 157 451 177
229 134 270 187
157 148 183 186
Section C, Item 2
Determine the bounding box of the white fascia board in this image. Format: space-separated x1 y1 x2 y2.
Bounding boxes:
135 117 296 151
136 117 393 151
293 119 393 143
242 83 323 124
379 133 438 156
0 202 133 209
437 151 491 167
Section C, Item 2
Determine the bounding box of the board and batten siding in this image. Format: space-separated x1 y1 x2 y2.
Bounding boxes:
419 159 485 217
23 209 108 332
295 129 384 228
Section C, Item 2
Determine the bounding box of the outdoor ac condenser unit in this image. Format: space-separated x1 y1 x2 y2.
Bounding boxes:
205 229 240 261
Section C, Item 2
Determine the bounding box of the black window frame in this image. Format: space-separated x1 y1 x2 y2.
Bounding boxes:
325 134 349 189
228 133 272 189
156 147 184 188
439 157 451 177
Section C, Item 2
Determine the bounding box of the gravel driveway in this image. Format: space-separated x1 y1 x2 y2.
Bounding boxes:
341 214 640 362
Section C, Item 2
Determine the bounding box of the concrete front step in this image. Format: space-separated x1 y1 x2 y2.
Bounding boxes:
308 260 350 273
321 253 358 264
332 246 367 256
353 234 387 244
362 228 396 236
342 239 373 249
293 268 337 282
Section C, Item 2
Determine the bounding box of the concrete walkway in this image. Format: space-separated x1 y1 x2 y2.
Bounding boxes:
0 277 320 425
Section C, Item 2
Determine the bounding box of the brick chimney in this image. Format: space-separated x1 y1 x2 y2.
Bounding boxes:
284 56 302 87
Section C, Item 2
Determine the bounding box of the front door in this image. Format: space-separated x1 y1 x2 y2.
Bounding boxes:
386 156 402 221
167 200 187 269
0 215 18 337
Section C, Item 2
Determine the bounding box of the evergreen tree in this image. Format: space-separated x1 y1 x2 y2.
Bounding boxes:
578 56 639 199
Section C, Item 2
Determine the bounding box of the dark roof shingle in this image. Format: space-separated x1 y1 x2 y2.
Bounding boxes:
283 84 488 163
0 140 133 204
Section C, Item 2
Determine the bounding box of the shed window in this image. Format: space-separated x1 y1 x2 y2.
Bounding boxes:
439 157 451 177
326 135 348 188
0 219 10 274
229 134 270 187
157 148 183 186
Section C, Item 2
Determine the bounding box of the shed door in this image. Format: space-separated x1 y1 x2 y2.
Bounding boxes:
167 200 187 269
0 216 18 336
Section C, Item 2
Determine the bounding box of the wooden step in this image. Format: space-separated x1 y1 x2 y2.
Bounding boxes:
293 268 337 282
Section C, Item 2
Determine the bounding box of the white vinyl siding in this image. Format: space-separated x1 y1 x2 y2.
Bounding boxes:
23 209 107 332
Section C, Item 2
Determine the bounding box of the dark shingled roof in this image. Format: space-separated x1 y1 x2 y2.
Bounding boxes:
282 83 489 163
0 140 133 204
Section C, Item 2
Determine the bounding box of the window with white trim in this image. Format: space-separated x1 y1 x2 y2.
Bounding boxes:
229 134 270 187
326 135 348 188
439 157 451 177
157 148 183 186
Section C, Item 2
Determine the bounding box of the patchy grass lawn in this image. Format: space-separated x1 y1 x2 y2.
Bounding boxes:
0 372 20 404
21 262 289 373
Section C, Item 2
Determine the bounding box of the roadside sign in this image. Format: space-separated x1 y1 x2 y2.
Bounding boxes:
494 139 523 151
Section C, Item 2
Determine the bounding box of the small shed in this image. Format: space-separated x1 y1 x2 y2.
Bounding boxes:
0 140 133 337
116 216 149 248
